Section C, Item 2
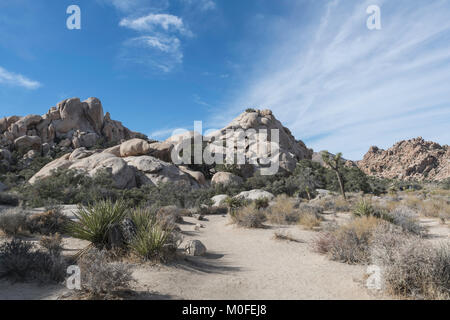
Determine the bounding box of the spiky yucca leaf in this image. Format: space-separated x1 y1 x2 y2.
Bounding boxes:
66 199 128 248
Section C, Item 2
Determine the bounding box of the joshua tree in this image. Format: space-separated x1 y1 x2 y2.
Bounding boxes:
322 151 347 200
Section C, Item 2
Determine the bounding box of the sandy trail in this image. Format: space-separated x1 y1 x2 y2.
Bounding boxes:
3 205 448 300
132 215 385 300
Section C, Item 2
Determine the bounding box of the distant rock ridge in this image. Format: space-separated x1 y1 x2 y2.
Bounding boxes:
357 137 449 181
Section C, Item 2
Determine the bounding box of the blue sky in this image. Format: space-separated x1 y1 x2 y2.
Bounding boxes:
1 0 449 160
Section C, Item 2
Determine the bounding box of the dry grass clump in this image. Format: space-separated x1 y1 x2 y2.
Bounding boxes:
230 204 265 229
418 198 450 219
387 206 427 237
297 203 323 230
39 233 64 256
77 248 135 297
0 238 66 283
313 195 352 212
0 208 28 236
26 208 70 235
314 216 383 264
266 195 301 225
371 225 450 299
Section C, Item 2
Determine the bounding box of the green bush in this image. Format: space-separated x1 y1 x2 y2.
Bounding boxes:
17 169 120 208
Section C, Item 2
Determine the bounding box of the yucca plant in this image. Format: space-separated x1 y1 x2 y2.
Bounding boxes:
66 199 128 248
129 224 175 262
353 198 375 218
128 207 178 261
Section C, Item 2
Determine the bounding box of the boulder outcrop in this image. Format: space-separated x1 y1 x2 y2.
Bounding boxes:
0 97 139 155
206 109 313 176
29 139 204 189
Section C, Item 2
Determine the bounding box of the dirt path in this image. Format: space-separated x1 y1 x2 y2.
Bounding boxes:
0 208 392 300
132 215 385 300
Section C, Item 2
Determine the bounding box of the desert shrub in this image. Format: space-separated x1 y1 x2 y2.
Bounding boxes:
372 228 450 299
39 233 63 256
231 204 265 228
441 178 450 190
0 192 19 206
388 206 427 237
225 196 249 213
156 206 183 228
297 203 323 230
0 208 28 236
266 195 300 224
67 199 128 248
353 198 376 217
298 212 322 230
17 169 120 207
0 238 66 283
313 231 336 255
254 197 270 210
77 248 134 295
315 216 382 264
25 208 70 235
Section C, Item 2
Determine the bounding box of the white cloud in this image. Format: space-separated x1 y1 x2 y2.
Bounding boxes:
0 66 41 89
120 13 191 35
229 0 450 160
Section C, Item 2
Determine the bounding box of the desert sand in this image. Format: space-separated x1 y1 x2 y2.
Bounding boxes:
0 206 394 300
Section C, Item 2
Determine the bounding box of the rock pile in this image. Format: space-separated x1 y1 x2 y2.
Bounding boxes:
357 137 450 181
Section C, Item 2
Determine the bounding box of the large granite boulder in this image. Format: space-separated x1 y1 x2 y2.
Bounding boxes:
211 172 243 187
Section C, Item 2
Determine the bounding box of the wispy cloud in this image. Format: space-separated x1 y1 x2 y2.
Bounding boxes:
110 1 199 73
181 0 216 12
122 35 183 72
149 127 181 140
229 0 450 159
99 0 169 13
120 13 191 35
0 66 41 89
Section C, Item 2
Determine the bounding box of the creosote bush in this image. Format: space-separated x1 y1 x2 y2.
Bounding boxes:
314 216 383 264
387 206 427 237
0 208 27 236
0 238 66 283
